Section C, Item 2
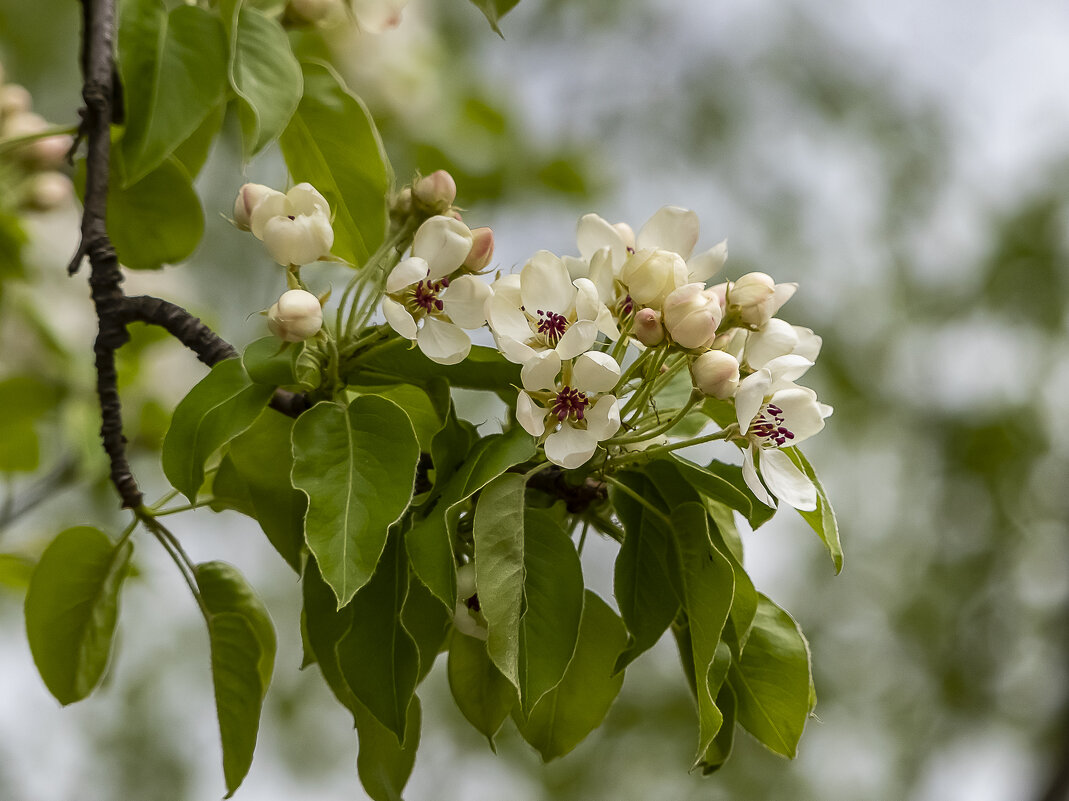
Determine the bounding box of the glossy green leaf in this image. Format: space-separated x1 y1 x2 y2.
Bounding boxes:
242 336 302 387
162 358 275 503
783 447 843 573
428 403 476 496
195 561 276 797
220 0 302 157
729 594 813 758
355 343 521 395
664 455 753 519
473 473 526 689
701 683 738 774
467 0 521 35
448 631 516 747
354 697 422 801
707 505 757 657
406 426 535 609
25 527 132 705
118 1 228 183
279 61 389 267
108 156 205 269
301 559 360 716
611 472 679 672
292 397 419 607
336 535 419 742
172 101 225 179
361 383 445 452
514 591 627 761
403 575 451 684
517 509 584 713
211 411 306 571
671 503 734 765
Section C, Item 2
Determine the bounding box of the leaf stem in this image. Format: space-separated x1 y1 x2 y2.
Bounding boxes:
602 475 670 524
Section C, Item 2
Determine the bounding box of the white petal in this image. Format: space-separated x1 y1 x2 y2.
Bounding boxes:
745 318 798 368
562 255 590 283
520 350 561 392
262 215 328 265
248 190 287 240
759 448 816 511
742 445 776 508
577 213 626 270
636 206 700 260
595 305 621 340
387 257 429 293
490 273 522 305
486 293 535 344
544 426 600 469
769 282 798 317
584 394 621 440
573 277 601 322
770 387 827 445
492 329 537 364
819 402 834 420
687 239 727 283
555 320 598 360
765 354 814 389
587 246 616 298
353 0 407 32
793 326 822 362
286 182 330 216
516 391 546 437
735 369 772 433
382 296 418 339
573 351 621 394
413 216 473 280
417 317 471 365
521 251 575 316
442 275 491 329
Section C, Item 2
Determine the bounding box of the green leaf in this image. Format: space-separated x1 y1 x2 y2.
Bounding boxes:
406 426 535 610
783 447 843 574
448 631 517 747
172 100 225 179
336 535 419 742
700 683 738 774
671 504 734 766
0 374 61 472
242 336 302 387
473 473 526 689
701 460 776 530
516 509 584 713
279 61 389 267
663 455 753 519
220 0 302 157
118 0 228 183
210 410 306 571
467 0 521 35
195 561 276 797
360 383 445 452
729 594 813 758
25 527 133 705
610 472 679 672
162 358 275 503
108 156 205 269
513 591 627 761
291 397 419 607
707 505 757 657
403 575 451 684
354 343 521 395
301 558 360 716
0 553 35 591
428 403 476 496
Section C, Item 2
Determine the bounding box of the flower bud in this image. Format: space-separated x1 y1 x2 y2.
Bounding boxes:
728 272 776 327
0 84 31 118
633 307 665 346
27 172 72 211
233 183 277 231
267 289 323 342
2 111 70 167
413 170 457 212
287 0 338 23
692 350 740 399
662 282 723 349
620 248 688 308
463 227 494 271
390 186 413 219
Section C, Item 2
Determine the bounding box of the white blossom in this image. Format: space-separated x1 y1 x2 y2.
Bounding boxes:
267 289 323 342
692 350 740 399
249 183 334 266
727 272 797 329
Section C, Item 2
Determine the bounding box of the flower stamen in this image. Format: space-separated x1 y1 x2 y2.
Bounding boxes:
552 386 589 422
536 309 569 344
751 402 795 447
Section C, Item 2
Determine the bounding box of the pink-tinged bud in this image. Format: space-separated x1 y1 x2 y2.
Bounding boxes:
633 307 665 346
692 350 740 399
287 0 338 23
464 227 494 271
233 183 277 231
612 222 636 250
413 170 457 212
662 282 723 349
27 172 72 211
0 84 32 117
267 289 323 342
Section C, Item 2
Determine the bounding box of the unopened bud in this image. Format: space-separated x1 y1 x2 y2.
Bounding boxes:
267 289 323 342
692 350 740 399
413 170 457 212
728 272 776 327
662 283 723 349
390 187 413 218
27 172 72 211
463 227 494 271
633 307 665 346
233 183 277 231
287 0 338 23
0 84 32 118
620 248 688 308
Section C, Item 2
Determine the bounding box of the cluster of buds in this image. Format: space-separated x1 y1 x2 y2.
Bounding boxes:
0 64 73 212
390 170 460 226
233 182 335 268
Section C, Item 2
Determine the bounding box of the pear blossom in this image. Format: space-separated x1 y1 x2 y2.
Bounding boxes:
633 307 665 346
381 216 490 365
516 350 622 469
249 183 334 266
233 183 275 231
742 318 822 371
412 169 457 212
662 282 724 349
485 250 603 365
726 272 797 329
352 0 408 32
734 355 833 511
267 289 323 342
692 350 740 399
